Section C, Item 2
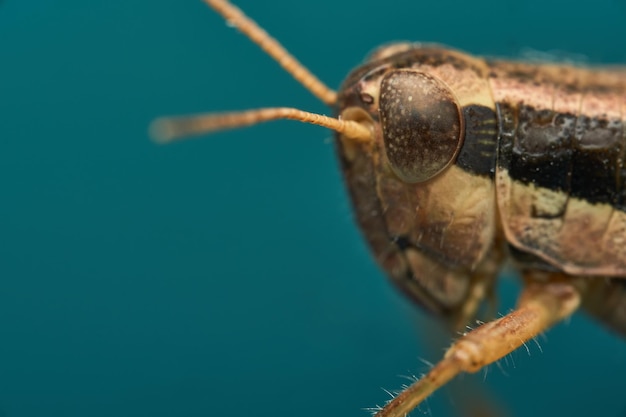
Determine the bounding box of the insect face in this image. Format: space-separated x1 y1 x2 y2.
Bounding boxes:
152 1 626 417
335 46 502 323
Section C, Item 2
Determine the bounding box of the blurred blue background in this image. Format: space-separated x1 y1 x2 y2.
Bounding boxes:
1 1 626 416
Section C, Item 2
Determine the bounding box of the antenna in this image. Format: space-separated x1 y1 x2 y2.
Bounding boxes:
150 108 372 144
150 1 373 143
204 0 336 105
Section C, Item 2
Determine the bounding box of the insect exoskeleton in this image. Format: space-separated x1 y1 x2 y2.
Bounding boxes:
336 46 501 326
151 1 626 416
336 43 626 319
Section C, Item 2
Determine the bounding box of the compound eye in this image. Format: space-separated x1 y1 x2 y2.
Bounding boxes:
379 70 463 183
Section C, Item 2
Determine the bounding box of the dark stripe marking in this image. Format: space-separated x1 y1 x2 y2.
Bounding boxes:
455 104 498 177
496 101 626 211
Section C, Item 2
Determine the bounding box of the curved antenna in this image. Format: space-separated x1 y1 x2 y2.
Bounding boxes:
205 0 337 106
150 108 373 144
150 1 360 143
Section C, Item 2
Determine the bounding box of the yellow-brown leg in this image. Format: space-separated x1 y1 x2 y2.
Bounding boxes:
415 315 510 417
375 275 582 417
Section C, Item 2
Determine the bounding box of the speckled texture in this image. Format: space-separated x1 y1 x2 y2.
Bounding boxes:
2 1 626 417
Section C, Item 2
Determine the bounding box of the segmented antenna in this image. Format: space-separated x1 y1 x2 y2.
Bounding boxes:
150 0 372 143
150 108 372 144
204 0 336 105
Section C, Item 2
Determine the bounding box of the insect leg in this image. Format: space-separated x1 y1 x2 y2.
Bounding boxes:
417 318 511 417
374 275 582 417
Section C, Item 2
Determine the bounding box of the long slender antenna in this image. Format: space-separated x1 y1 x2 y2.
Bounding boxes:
150 107 372 143
204 0 337 106
150 1 362 143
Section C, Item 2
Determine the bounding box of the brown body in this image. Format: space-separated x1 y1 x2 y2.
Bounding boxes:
153 3 626 415
335 44 626 332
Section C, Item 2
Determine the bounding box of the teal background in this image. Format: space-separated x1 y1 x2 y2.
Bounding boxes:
2 1 626 416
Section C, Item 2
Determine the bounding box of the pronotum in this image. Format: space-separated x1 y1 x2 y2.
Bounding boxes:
151 1 626 416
